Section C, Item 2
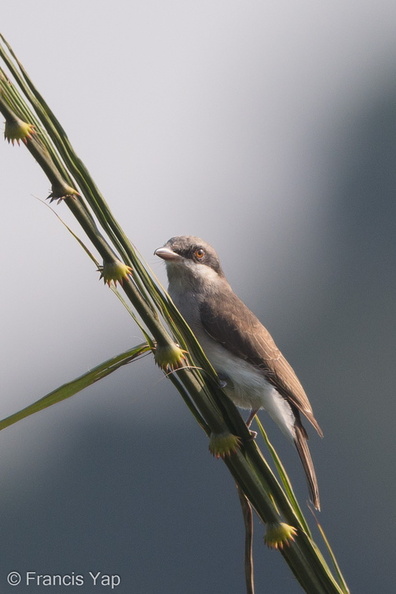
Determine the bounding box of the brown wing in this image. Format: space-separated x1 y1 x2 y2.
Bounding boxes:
200 288 323 437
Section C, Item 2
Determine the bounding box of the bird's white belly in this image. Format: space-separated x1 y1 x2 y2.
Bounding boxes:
198 333 296 440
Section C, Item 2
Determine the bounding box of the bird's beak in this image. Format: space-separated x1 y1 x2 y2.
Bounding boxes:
154 246 182 261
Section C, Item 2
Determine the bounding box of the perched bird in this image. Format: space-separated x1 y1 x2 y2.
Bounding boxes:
155 236 323 509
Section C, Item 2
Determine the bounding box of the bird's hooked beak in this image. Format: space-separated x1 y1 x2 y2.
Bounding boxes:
154 246 182 261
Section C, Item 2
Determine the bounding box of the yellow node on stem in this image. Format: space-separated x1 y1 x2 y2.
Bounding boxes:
99 260 133 287
4 117 34 145
48 183 80 202
209 431 242 458
264 522 298 550
154 342 187 372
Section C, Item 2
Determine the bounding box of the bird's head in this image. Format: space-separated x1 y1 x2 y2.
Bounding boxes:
154 236 225 288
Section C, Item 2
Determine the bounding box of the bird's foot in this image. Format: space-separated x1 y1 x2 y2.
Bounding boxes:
246 408 259 429
247 429 257 440
217 375 228 389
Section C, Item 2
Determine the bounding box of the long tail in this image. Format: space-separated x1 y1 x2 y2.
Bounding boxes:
294 425 320 510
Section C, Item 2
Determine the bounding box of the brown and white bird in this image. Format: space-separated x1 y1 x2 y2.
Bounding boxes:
155 236 323 509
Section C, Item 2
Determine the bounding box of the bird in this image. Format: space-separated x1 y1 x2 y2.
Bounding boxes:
155 235 323 510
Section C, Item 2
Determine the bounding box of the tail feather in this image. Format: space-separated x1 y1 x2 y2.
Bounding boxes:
294 425 320 510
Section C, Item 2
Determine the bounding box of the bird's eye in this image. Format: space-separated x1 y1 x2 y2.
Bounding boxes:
194 248 205 260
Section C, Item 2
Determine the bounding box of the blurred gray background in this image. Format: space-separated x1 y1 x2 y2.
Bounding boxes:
1 1 395 592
